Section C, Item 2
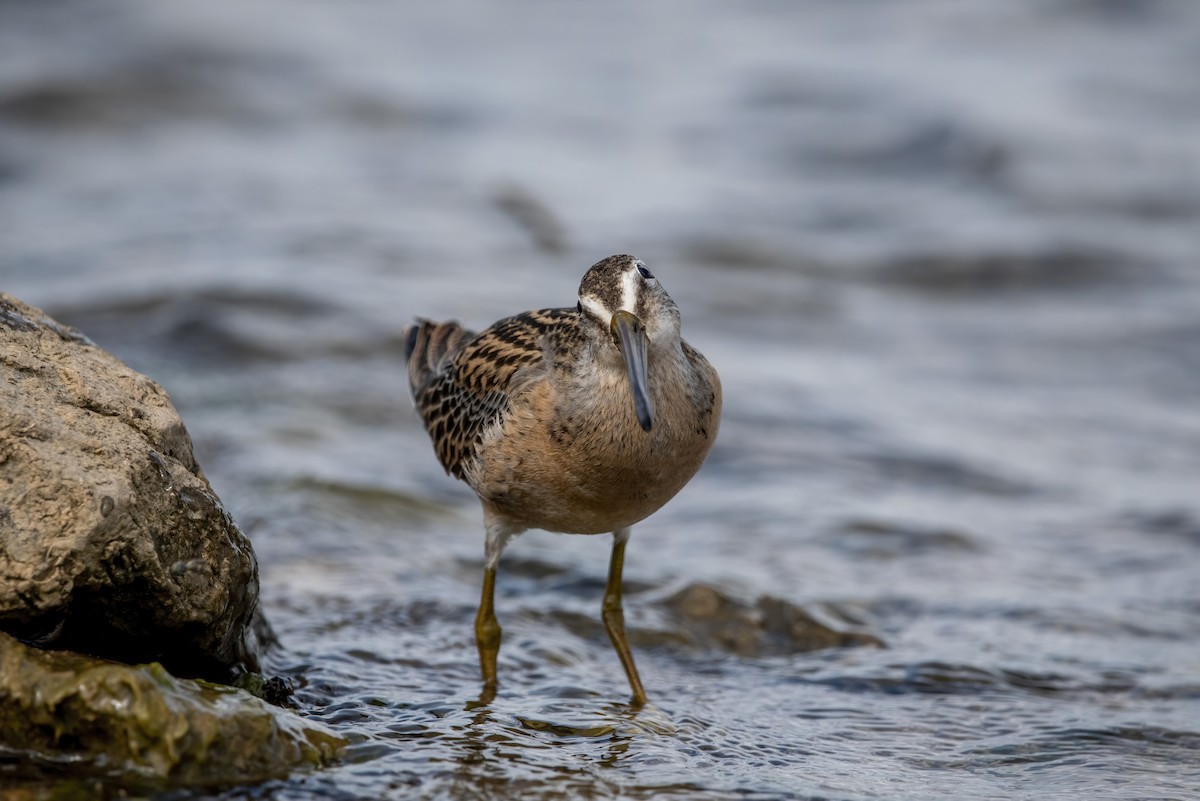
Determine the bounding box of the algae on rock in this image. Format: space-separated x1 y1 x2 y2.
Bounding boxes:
0 632 344 789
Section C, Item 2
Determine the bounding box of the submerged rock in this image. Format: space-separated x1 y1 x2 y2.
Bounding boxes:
0 293 265 681
665 583 884 656
0 632 344 789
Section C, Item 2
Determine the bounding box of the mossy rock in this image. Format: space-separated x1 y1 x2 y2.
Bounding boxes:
0 633 345 791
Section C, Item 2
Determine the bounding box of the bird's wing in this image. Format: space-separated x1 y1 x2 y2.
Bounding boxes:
406 308 576 480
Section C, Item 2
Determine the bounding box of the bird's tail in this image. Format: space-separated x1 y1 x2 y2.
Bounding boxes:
403 320 474 398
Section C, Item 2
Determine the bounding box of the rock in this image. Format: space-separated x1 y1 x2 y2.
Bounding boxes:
666 583 884 656
0 632 344 790
0 293 265 681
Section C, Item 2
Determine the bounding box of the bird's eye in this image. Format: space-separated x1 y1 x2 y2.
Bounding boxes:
636 264 654 280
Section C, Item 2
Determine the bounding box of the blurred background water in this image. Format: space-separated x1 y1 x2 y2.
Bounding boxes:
3 1 1200 799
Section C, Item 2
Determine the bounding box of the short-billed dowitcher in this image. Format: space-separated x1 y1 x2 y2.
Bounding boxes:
404 255 721 705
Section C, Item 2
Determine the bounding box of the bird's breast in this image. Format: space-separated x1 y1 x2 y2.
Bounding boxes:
466 353 719 535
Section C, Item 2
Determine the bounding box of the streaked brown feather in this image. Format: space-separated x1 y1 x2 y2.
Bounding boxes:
404 308 579 480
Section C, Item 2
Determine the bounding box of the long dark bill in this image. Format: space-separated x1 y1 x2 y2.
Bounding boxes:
611 310 655 432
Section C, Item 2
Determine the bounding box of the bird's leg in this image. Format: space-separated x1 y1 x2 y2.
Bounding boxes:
476 511 519 699
602 527 648 707
475 565 501 693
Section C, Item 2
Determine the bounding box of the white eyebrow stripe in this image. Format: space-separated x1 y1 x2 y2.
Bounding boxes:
579 294 610 322
619 267 640 314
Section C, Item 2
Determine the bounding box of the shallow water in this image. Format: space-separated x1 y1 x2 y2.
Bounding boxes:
3 1 1200 799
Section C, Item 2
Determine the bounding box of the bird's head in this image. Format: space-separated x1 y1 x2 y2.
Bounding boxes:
576 255 681 433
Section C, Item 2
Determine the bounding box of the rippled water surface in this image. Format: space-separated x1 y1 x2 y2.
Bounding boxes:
3 2 1200 799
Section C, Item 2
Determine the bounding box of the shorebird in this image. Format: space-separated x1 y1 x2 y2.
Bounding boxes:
404 255 721 705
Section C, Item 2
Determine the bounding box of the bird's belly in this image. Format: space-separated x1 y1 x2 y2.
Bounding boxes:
468 412 712 535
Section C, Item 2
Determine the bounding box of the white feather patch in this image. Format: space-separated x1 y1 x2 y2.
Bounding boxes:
619 266 640 314
579 294 611 322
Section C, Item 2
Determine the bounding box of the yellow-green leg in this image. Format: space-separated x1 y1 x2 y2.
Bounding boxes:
475 565 501 692
602 528 648 707
475 509 519 701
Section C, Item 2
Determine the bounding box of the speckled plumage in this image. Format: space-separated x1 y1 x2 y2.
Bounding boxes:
406 307 579 483
404 254 721 705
